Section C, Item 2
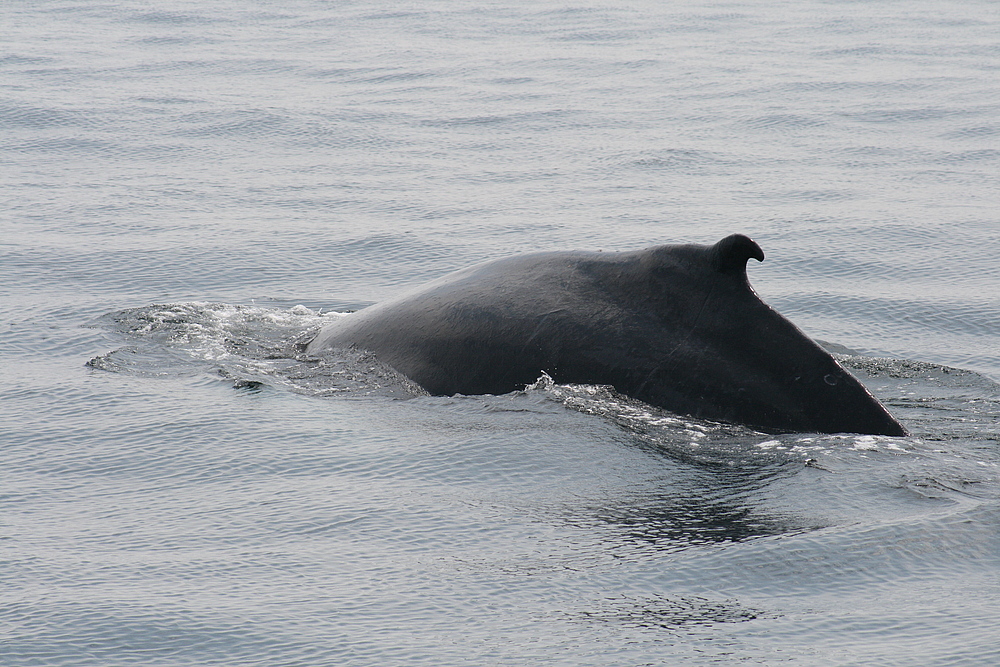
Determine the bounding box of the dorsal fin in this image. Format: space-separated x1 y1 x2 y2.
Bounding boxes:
710 234 764 274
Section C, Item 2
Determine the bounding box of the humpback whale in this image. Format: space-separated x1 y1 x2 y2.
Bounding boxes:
306 234 906 436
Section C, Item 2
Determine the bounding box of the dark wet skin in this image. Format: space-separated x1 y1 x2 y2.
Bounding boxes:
307 234 907 436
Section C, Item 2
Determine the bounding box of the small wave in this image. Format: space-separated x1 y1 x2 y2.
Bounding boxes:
940 125 1000 140
844 107 961 124
626 148 733 172
574 593 768 630
741 113 827 131
127 11 221 26
521 373 865 467
87 302 425 400
0 102 94 129
893 473 995 502
836 355 999 386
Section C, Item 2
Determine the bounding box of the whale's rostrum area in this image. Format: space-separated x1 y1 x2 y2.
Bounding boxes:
306 234 907 436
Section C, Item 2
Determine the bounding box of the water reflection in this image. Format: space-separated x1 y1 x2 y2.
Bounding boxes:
569 462 818 553
575 593 768 630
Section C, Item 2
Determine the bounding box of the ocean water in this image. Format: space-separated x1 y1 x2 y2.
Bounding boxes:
2 1 999 665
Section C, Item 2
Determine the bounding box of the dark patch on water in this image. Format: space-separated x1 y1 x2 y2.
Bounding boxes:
577 593 769 630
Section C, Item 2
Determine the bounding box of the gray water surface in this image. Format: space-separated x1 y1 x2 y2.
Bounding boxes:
3 1 999 665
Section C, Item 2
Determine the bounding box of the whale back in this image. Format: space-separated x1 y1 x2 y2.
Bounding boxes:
306 234 906 436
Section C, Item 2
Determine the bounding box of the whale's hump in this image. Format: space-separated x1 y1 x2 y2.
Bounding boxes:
306 234 907 436
710 234 765 274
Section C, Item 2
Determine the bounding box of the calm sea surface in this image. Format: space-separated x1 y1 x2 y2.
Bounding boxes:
3 1 999 665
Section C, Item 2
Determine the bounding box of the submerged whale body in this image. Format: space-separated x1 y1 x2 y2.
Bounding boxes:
307 234 907 436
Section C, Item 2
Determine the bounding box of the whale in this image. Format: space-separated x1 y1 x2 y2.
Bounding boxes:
306 234 907 436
